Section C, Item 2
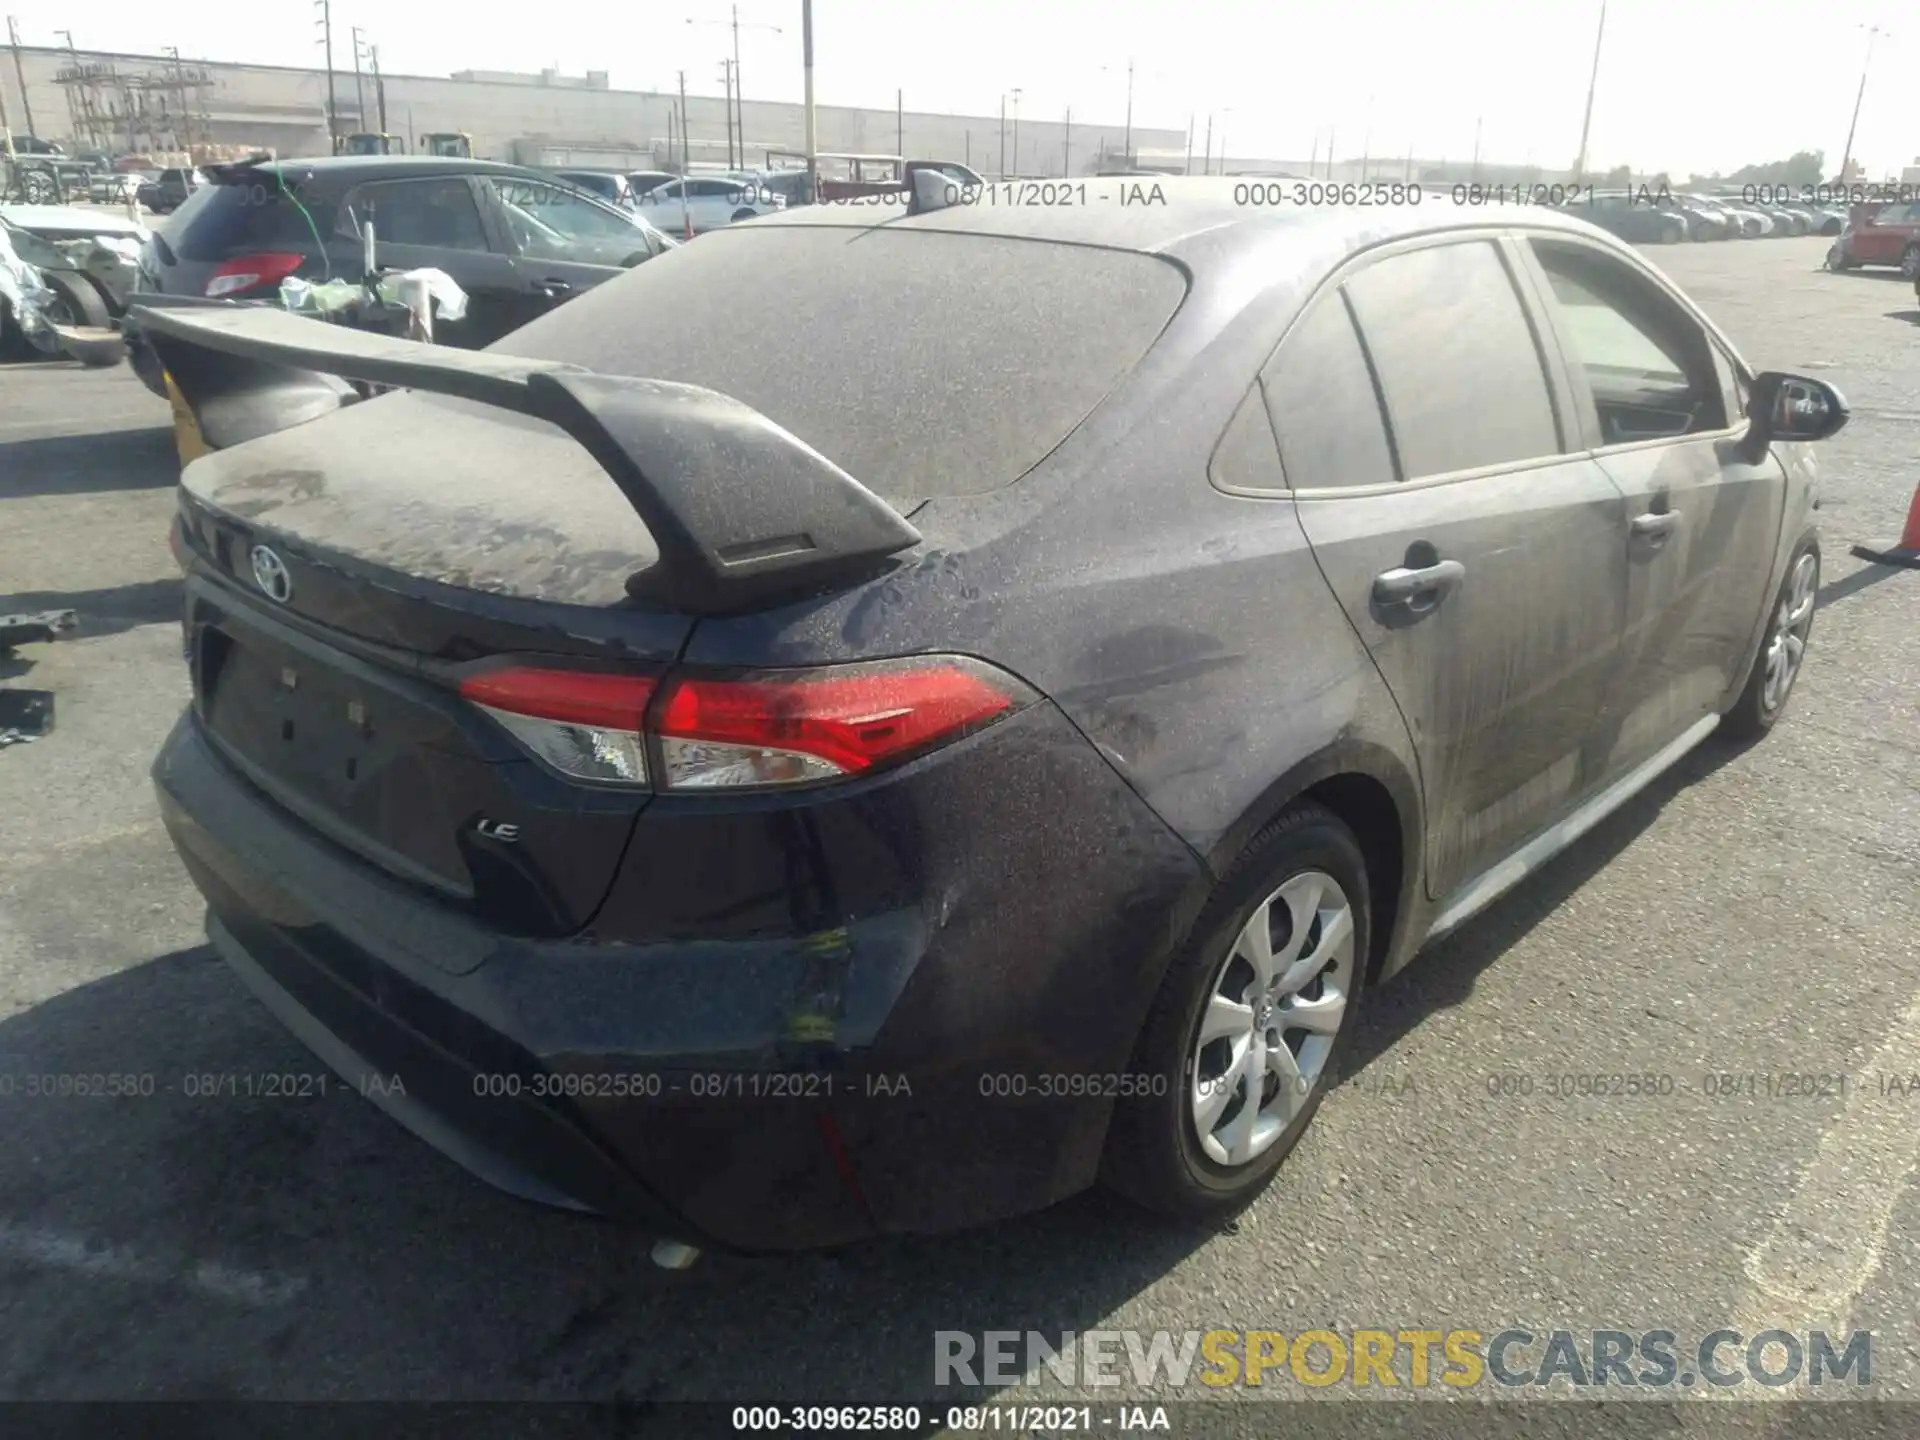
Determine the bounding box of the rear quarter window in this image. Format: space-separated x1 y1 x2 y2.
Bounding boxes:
492 226 1188 504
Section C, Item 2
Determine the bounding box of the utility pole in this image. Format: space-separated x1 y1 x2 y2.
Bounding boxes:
1123 57 1133 162
1572 0 1608 179
1010 87 1021 178
351 27 366 131
1184 113 1193 175
1202 113 1212 176
1471 115 1482 182
7 16 35 138
1063 106 1071 176
1838 25 1888 184
731 5 744 169
896 87 903 157
998 94 1006 177
1326 128 1335 179
315 0 337 151
1309 130 1319 177
0 42 12 158
677 69 689 169
720 59 735 168
371 45 387 135
801 0 816 201
163 45 192 154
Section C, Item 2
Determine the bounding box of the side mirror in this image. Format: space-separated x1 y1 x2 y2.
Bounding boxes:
1740 371 1850 461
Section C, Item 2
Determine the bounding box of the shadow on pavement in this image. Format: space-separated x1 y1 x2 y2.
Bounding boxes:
1343 729 1752 1079
0 425 178 499
0 579 181 639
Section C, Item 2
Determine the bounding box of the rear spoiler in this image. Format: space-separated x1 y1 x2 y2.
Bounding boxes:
131 303 922 616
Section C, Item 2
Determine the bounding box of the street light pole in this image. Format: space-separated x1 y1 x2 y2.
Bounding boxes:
720 60 735 168
1202 112 1212 176
1838 24 1887 184
1572 0 1608 180
1124 57 1133 161
998 93 1006 177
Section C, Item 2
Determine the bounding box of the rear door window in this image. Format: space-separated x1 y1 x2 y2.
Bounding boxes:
1256 291 1397 490
337 178 491 252
1343 240 1563 479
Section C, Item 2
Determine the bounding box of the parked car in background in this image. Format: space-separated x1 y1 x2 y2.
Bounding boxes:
122 154 677 398
551 169 639 209
1569 191 1694 244
1825 200 1920 276
627 169 677 197
1683 194 1766 237
632 174 784 233
138 167 205 214
143 182 1843 1256
1670 198 1734 240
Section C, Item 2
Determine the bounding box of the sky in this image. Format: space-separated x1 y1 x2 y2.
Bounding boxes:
8 0 1915 179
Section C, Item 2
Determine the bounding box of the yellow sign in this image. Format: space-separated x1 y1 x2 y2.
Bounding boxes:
163 371 210 466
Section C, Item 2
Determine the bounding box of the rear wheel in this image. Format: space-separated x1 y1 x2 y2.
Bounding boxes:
1103 802 1369 1218
1826 243 1854 272
730 207 757 222
1722 545 1818 742
1901 245 1920 281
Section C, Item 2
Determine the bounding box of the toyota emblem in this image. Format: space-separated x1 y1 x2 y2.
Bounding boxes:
250 544 293 604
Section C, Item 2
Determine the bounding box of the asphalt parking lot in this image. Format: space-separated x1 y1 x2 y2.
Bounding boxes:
2 234 1918 1435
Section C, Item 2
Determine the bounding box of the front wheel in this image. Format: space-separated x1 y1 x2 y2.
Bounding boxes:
1721 545 1818 742
1901 245 1920 281
1826 243 1854 272
1102 802 1370 1218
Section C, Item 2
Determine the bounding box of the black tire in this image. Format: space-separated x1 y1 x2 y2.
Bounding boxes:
1721 541 1818 743
1102 801 1371 1219
1901 246 1920 282
730 207 757 223
24 271 112 357
20 168 57 205
1826 244 1854 272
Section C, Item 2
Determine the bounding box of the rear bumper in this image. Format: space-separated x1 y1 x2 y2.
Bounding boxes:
154 699 1205 1252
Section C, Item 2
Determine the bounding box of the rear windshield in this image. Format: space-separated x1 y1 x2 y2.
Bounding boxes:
166 170 336 262
492 226 1187 502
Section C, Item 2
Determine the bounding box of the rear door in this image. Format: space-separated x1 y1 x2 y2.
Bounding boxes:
1515 235 1785 773
334 175 519 346
1280 235 1632 900
475 175 651 331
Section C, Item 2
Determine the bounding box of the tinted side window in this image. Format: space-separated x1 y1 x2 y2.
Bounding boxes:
1344 240 1562 479
1259 292 1397 490
1529 239 1726 442
341 178 489 252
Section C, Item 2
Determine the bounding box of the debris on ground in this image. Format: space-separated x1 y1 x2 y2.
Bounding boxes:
0 689 54 745
0 610 78 651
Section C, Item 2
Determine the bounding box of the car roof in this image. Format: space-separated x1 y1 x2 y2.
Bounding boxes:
225 154 550 182
755 176 1640 266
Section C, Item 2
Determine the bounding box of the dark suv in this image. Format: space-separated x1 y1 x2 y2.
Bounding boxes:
125 154 677 397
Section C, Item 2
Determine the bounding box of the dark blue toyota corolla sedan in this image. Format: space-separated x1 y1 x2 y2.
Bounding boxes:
146 178 1846 1260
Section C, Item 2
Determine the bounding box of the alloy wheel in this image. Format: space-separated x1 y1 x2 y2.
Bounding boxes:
1761 552 1818 715
1188 869 1356 1168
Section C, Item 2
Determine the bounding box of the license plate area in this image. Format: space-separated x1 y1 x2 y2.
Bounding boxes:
197 612 484 895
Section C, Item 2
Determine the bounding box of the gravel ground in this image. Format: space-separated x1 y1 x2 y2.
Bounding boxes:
0 235 1916 1438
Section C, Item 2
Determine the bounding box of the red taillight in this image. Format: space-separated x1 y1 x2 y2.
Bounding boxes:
458 658 1029 792
652 659 1025 790
204 252 305 298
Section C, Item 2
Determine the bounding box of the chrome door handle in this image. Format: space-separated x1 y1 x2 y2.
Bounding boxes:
1373 559 1466 607
1631 510 1680 539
